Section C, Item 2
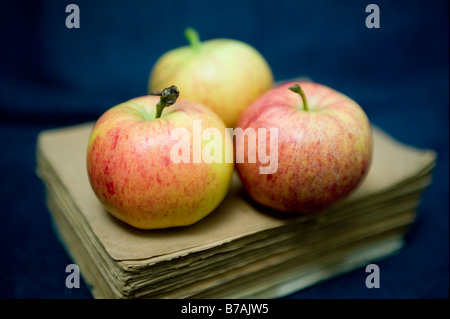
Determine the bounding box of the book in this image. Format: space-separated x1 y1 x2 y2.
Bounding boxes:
36 122 436 299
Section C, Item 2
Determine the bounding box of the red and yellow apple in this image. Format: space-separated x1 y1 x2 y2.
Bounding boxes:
86 86 234 229
148 28 274 128
235 81 373 214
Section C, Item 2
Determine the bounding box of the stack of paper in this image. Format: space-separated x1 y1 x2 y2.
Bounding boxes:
36 122 436 299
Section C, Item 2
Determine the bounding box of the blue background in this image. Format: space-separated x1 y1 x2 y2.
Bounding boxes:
0 0 448 299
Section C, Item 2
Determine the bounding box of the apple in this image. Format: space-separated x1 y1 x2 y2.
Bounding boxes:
148 28 274 128
86 86 234 229
235 81 373 214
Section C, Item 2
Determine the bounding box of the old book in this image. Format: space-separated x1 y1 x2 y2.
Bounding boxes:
36 122 436 299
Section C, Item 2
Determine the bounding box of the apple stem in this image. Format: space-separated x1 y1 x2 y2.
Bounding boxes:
185 28 201 52
149 85 180 119
289 84 309 111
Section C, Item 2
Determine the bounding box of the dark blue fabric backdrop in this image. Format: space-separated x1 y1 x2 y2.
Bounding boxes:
0 0 448 299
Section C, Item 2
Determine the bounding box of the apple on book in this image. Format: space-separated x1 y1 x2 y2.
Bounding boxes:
86 86 234 229
148 28 274 128
235 81 374 214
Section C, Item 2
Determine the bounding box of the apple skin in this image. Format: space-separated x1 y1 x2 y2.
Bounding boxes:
235 81 373 214
148 33 273 128
86 95 234 229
